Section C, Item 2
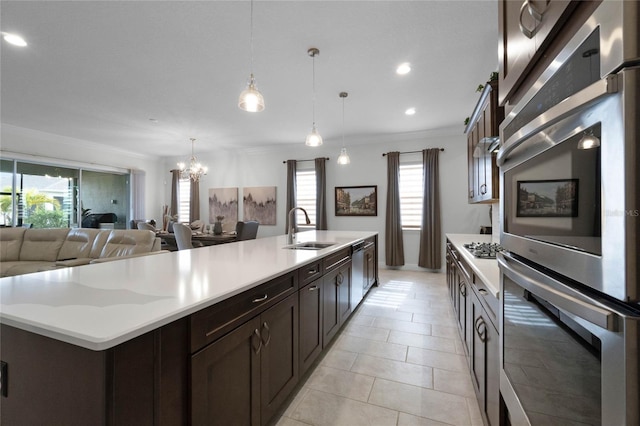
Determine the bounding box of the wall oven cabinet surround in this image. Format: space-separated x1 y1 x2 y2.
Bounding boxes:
465 80 504 204
0 231 378 425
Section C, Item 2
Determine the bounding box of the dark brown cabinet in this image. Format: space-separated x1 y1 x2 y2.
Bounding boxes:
191 293 299 426
446 238 500 426
299 278 323 375
446 242 471 354
364 242 376 290
466 80 503 204
322 261 351 348
469 289 499 426
498 0 581 105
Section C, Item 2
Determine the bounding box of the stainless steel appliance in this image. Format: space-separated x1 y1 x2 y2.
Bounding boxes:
497 0 639 303
497 1 640 424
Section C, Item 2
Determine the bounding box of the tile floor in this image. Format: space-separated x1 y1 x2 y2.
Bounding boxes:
275 269 484 426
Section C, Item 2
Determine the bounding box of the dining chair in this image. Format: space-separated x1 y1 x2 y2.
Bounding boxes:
235 221 259 241
137 222 156 232
173 223 194 250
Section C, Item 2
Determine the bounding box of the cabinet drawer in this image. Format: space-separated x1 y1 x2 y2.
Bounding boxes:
190 272 297 353
322 248 351 274
472 280 498 327
298 260 323 287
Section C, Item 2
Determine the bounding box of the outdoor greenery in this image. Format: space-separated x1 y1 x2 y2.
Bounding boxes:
0 187 67 228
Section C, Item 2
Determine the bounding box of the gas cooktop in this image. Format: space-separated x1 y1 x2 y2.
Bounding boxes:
463 242 504 259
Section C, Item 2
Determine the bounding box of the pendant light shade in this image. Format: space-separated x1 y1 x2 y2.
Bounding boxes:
577 129 600 150
239 0 265 112
337 92 351 165
178 138 208 182
305 125 323 147
238 73 265 112
305 48 323 146
337 147 351 165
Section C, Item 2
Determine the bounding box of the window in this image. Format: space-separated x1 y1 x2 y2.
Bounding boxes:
178 177 190 222
399 163 423 229
296 169 316 227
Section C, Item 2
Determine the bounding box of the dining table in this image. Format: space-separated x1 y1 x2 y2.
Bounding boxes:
156 231 237 250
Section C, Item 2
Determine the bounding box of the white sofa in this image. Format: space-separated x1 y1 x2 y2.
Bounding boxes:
0 227 163 277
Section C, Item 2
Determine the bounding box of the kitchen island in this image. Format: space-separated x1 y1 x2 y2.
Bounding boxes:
0 231 378 426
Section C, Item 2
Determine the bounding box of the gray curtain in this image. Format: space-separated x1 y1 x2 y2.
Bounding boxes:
315 157 327 230
285 160 297 233
385 152 404 266
418 148 441 269
189 177 200 222
170 170 180 217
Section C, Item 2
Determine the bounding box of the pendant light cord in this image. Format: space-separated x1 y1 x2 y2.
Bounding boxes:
250 0 254 76
312 52 316 126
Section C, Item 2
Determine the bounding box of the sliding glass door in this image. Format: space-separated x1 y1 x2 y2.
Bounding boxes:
0 158 129 229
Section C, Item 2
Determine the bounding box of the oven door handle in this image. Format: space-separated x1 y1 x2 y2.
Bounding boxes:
497 252 616 331
497 75 619 167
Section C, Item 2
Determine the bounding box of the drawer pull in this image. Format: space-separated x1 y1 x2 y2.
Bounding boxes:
308 285 319 292
326 256 350 271
252 294 268 303
307 268 318 275
478 288 488 296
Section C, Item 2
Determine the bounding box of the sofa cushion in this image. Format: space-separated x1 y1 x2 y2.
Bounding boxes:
19 228 70 262
57 228 102 260
0 227 26 261
99 230 157 258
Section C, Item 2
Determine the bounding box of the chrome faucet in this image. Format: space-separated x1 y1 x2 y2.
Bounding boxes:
287 207 310 244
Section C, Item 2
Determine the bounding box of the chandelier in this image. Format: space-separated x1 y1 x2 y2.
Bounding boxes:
177 138 208 182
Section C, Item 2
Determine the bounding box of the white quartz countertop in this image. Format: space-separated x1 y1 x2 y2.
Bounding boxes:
0 231 376 351
446 233 500 299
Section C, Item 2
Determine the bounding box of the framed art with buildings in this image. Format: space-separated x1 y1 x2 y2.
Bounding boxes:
335 185 377 216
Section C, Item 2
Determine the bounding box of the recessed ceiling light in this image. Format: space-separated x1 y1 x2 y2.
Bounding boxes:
2 32 27 47
149 118 159 123
396 62 411 75
405 107 416 116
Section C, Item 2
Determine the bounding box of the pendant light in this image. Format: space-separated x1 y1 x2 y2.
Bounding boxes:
337 92 351 165
177 138 208 182
305 48 323 146
238 0 265 112
577 129 600 150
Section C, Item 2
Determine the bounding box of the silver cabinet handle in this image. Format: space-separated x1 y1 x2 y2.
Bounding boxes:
475 316 487 342
261 322 271 347
336 272 344 286
252 294 268 303
478 288 488 296
308 285 319 292
252 328 262 354
480 183 487 195
518 0 538 39
307 268 317 275
459 282 467 297
527 0 549 21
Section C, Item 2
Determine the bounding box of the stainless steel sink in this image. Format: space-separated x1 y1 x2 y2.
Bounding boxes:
283 242 335 250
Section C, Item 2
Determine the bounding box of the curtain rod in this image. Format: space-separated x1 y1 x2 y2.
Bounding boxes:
282 157 329 164
382 149 444 157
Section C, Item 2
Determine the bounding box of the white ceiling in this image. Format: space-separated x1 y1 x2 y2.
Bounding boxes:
1 1 499 158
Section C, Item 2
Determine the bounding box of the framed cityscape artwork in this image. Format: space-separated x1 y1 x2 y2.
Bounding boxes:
335 185 377 216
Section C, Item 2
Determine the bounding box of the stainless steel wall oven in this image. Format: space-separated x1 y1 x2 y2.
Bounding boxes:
497 1 640 424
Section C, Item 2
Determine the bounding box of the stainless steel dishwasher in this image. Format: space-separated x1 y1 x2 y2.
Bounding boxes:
351 240 365 308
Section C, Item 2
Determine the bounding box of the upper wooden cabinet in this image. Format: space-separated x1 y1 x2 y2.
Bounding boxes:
466 80 504 204
498 0 580 105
